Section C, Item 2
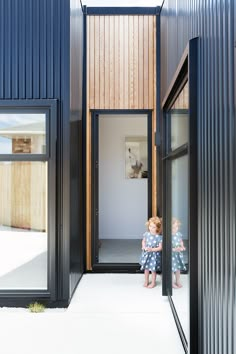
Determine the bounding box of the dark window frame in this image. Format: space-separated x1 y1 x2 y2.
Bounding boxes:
0 99 57 301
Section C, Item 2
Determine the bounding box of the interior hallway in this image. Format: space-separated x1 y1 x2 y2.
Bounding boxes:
0 274 184 354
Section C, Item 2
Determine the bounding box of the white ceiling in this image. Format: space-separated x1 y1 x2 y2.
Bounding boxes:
81 0 163 7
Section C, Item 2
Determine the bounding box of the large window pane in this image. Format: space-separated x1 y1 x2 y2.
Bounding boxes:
0 161 47 289
0 114 46 154
171 154 189 338
170 82 189 150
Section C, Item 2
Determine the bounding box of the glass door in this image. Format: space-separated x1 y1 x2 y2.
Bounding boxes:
163 81 190 344
91 111 152 269
161 39 198 354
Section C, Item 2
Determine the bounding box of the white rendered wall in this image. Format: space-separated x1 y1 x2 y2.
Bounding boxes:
99 115 148 240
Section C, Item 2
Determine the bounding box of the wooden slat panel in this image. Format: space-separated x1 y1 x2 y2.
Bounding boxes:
86 15 157 269
109 16 115 109
148 16 154 108
124 16 129 108
89 16 95 108
114 16 119 108
104 16 110 108
11 162 30 229
80 15 156 111
138 16 144 108
0 162 46 231
128 16 134 108
133 16 139 108
99 16 105 109
87 13 90 110
0 163 11 226
30 162 47 231
143 16 149 108
119 16 124 108
94 16 100 107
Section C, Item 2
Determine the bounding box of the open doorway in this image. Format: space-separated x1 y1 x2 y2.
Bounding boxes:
91 111 152 270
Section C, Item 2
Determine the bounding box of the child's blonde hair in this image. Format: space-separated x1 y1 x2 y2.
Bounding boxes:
172 217 181 227
145 216 162 234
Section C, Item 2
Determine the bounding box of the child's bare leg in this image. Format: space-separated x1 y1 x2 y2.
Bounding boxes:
172 272 178 288
144 270 149 287
148 272 156 288
176 270 182 287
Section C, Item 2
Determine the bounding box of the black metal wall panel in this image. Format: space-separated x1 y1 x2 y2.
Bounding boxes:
69 0 84 296
0 0 71 305
0 0 67 100
161 1 235 353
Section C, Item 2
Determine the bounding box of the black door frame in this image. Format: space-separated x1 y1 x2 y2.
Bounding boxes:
91 109 152 272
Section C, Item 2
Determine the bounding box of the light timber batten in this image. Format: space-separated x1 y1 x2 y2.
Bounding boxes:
86 15 157 270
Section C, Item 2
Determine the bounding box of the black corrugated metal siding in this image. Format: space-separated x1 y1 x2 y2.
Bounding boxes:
69 0 84 296
0 0 69 100
0 0 71 304
161 1 235 353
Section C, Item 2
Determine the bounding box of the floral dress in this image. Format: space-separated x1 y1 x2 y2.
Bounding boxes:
172 232 186 272
139 232 162 272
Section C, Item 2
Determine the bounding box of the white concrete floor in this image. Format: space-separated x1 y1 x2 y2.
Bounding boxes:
172 274 189 342
0 227 47 289
0 274 185 354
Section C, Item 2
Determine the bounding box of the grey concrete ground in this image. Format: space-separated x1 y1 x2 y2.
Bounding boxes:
0 274 185 354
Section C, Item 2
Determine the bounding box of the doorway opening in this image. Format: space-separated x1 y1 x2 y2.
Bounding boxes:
91 110 152 271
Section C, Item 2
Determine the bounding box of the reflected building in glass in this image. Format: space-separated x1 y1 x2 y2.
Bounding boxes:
0 114 48 290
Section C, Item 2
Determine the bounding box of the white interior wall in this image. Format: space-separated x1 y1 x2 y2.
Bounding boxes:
99 115 147 239
172 155 188 240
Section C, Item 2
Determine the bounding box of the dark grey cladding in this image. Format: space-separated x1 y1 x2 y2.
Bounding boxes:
161 1 235 353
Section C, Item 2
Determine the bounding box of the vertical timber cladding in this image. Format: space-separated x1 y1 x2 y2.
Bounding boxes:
86 15 157 269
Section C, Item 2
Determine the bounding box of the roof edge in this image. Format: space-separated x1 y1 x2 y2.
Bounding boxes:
85 7 160 15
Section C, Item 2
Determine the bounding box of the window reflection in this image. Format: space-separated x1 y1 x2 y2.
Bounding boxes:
170 140 189 340
168 81 189 341
171 217 187 288
0 161 47 289
0 114 46 154
171 155 189 277
170 82 189 150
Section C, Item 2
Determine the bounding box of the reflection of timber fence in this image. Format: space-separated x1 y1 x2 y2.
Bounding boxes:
0 162 47 231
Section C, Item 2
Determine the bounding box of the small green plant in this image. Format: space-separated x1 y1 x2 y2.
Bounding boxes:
28 302 45 313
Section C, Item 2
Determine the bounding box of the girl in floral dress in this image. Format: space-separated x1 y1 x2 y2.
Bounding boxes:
172 218 186 288
139 216 163 288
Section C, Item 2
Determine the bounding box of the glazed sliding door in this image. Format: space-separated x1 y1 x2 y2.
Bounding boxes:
164 79 189 327
161 39 198 354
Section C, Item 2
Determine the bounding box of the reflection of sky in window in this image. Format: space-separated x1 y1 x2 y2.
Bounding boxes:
0 114 45 154
0 114 45 128
0 137 11 154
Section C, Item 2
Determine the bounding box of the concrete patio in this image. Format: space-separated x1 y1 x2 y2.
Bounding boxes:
0 274 185 354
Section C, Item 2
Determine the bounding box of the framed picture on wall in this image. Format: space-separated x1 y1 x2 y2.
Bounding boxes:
125 136 147 179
